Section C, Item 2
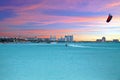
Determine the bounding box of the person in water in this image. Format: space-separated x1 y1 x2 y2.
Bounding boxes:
65 43 68 47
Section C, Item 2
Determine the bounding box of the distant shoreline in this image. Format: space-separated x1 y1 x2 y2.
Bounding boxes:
0 41 120 44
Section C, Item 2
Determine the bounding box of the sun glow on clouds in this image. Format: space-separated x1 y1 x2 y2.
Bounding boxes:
0 0 120 41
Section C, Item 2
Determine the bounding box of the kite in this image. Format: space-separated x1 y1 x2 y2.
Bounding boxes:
106 14 113 23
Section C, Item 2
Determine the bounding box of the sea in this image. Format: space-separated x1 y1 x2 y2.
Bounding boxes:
0 42 120 80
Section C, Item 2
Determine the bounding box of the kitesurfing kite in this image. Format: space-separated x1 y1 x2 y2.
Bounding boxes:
106 14 113 23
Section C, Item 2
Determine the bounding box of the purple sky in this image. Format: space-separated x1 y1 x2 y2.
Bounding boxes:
0 0 120 41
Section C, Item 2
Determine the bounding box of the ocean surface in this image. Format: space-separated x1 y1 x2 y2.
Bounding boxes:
0 42 120 80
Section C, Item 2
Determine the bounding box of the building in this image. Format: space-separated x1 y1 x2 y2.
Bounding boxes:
96 37 106 42
65 35 73 42
50 35 56 41
113 39 119 42
58 37 65 42
102 37 106 42
96 39 102 42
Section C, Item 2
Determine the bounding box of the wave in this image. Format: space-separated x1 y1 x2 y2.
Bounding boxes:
68 44 120 49
68 44 91 48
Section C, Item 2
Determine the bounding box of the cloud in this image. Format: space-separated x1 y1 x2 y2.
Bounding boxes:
0 0 120 40
0 28 98 38
105 1 120 9
0 0 112 12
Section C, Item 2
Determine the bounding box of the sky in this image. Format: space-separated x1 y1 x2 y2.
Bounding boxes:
0 0 120 41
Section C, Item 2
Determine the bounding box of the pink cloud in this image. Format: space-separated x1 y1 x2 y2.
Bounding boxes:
0 28 98 38
105 1 120 9
0 0 114 12
0 9 106 26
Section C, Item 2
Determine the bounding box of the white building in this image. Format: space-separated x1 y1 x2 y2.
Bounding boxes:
102 37 106 42
58 37 65 42
65 35 73 42
50 35 56 41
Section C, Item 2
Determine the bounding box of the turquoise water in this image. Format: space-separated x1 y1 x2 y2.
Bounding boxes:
0 43 120 80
